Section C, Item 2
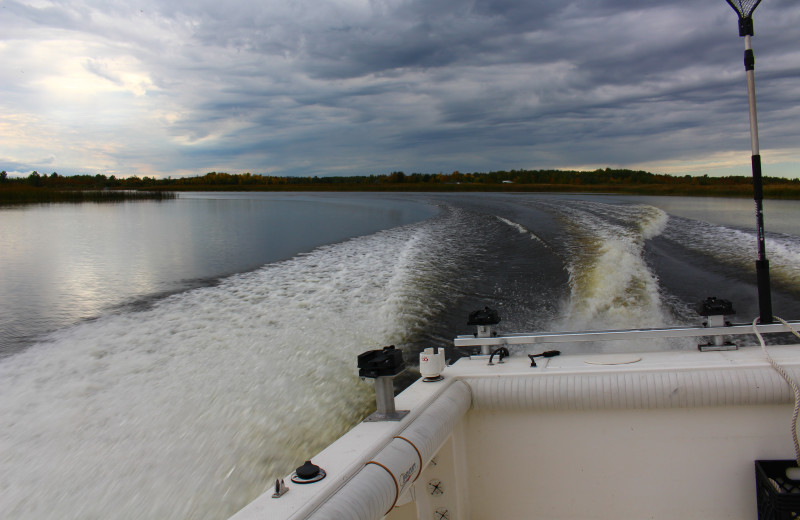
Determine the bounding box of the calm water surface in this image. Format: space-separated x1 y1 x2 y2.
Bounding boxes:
0 192 437 355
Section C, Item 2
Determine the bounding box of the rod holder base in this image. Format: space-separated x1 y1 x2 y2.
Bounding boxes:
364 410 410 422
698 299 737 351
363 375 409 422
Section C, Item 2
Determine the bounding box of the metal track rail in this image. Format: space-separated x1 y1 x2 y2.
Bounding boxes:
453 321 800 347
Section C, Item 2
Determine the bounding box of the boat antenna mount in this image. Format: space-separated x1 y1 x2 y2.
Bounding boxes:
724 0 773 324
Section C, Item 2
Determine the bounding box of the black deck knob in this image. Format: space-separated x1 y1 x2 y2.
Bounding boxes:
295 460 320 480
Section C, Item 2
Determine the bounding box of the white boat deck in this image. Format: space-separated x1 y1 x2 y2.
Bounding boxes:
232 342 800 519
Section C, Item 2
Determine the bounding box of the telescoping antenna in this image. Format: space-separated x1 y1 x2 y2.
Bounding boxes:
725 0 772 324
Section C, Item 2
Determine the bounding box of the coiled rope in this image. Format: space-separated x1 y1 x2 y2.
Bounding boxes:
753 316 800 467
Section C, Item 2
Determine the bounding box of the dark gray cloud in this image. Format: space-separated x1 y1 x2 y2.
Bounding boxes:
1 0 798 178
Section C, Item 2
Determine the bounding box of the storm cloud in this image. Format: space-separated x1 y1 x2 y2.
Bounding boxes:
1 0 799 178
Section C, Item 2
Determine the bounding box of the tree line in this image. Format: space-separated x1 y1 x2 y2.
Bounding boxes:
2 168 798 190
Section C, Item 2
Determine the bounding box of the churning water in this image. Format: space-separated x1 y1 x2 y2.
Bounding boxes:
1 193 799 519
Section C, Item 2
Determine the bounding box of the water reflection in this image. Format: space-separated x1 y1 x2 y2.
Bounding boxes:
0 193 437 355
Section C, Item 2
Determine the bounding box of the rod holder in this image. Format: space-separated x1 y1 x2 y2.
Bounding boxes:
358 346 410 422
468 307 501 355
698 297 737 351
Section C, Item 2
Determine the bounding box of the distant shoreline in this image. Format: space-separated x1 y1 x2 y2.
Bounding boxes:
2 184 800 203
3 182 800 203
144 182 800 199
4 168 799 201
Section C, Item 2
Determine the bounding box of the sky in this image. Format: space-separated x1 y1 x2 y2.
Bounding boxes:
1 0 799 179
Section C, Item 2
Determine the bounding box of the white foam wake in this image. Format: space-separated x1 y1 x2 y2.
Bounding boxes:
546 201 672 332
496 216 549 247
0 211 467 520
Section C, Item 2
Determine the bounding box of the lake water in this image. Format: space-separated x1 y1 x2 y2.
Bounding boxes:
1 192 799 519
0 193 438 356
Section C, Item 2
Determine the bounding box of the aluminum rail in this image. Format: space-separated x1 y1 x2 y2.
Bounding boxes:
454 321 800 348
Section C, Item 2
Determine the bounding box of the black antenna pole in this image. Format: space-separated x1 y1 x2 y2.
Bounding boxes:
725 0 772 324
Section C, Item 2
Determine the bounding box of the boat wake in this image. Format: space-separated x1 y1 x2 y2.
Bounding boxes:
0 207 479 520
664 216 800 293
495 216 550 248
531 200 673 331
4 196 796 520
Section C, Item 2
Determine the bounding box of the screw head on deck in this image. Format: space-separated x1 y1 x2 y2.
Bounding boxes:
434 507 451 520
427 479 444 496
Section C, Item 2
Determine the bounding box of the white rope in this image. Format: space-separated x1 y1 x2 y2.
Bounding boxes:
753 316 800 466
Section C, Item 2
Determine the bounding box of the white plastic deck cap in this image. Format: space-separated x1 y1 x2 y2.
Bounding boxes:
420 347 445 379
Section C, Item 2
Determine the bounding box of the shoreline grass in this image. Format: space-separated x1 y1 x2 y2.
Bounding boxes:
0 187 177 204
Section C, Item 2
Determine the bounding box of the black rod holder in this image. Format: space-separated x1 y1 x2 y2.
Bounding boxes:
357 346 409 422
